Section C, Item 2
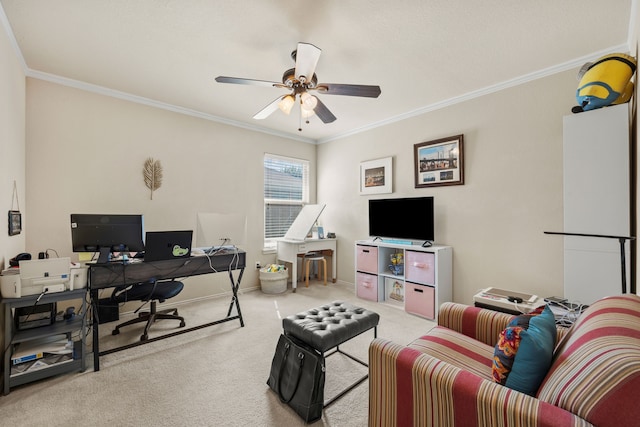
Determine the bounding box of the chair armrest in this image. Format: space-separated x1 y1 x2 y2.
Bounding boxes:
368 338 592 427
437 302 515 346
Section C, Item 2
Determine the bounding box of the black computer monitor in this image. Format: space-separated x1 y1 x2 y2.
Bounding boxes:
70 214 145 263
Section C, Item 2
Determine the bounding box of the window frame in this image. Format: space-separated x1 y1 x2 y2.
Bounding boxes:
263 153 310 250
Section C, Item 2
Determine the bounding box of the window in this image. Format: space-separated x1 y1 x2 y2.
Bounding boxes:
264 154 309 250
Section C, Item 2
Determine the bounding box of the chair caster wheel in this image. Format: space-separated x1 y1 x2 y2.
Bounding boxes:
141 334 148 341
180 321 186 327
112 329 120 336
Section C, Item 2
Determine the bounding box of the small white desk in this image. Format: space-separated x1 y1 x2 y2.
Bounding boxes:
277 238 337 291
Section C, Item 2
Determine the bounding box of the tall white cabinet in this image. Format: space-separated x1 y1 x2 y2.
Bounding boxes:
563 103 631 305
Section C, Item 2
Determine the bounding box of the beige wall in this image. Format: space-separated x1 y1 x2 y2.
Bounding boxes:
24 65 629 307
5 13 639 309
24 79 317 299
317 70 578 305
0 18 26 269
0 13 25 356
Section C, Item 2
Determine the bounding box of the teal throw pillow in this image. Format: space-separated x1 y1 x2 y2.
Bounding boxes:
491 306 545 385
504 305 557 396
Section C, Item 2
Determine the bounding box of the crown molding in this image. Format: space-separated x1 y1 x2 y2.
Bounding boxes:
2 2 631 146
25 69 316 144
19 43 633 146
317 43 630 144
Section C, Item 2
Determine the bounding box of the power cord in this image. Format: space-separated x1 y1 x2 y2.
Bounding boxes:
549 300 587 327
45 248 60 258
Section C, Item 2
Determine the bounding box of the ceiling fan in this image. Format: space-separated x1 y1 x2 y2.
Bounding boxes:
215 42 381 131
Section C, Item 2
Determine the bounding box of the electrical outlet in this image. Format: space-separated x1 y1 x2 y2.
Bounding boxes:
255 262 261 269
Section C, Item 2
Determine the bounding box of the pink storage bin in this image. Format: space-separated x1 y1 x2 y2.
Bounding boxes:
405 251 435 285
356 272 378 301
356 245 378 274
405 282 435 319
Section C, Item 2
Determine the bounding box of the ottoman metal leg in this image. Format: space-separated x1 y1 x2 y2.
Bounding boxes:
323 325 377 408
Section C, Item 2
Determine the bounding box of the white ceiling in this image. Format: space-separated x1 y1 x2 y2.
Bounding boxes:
0 0 634 144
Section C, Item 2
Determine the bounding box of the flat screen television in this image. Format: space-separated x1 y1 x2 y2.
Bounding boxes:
368 197 434 244
70 214 145 263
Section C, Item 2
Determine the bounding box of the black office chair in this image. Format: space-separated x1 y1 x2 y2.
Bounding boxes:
111 280 186 341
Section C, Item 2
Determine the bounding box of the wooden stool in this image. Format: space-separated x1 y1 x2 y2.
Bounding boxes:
305 255 327 287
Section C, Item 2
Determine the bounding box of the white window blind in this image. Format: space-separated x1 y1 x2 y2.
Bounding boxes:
264 154 309 249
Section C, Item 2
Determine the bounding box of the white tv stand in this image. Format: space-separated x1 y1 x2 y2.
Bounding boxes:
355 240 452 320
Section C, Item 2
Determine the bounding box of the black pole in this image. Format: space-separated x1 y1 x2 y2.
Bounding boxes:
619 238 627 294
544 231 635 294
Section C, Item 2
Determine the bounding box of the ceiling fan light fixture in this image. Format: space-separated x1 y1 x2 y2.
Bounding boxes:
300 92 318 110
278 95 295 115
301 105 315 119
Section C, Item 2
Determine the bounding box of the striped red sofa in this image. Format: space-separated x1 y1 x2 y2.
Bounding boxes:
369 294 640 427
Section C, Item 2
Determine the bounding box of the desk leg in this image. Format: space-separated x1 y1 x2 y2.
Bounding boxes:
91 288 100 372
331 250 337 283
291 261 298 292
4 303 11 394
226 268 245 327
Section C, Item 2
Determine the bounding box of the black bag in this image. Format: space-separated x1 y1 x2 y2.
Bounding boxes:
267 334 325 423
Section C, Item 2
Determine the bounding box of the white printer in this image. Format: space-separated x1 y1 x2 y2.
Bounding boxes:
0 257 86 298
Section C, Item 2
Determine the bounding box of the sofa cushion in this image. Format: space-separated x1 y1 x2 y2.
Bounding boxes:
492 305 556 395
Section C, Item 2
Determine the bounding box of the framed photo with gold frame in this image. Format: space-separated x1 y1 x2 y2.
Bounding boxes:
414 134 464 188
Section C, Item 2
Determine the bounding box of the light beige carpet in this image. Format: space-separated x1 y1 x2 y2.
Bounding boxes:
0 282 435 426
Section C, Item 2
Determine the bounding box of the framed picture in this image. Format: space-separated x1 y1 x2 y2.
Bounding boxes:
360 157 393 195
8 210 21 236
414 134 464 188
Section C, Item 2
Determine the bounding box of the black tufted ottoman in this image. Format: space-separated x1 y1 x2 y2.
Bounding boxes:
282 301 379 407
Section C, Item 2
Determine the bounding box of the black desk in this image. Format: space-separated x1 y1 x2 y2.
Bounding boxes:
89 251 246 371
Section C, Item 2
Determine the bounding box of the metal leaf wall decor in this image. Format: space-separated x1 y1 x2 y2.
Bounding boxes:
143 157 163 200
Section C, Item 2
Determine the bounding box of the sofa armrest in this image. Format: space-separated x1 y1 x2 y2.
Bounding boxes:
437 302 515 346
437 303 570 348
368 338 592 427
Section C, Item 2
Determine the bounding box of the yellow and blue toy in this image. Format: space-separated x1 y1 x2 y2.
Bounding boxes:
572 53 636 113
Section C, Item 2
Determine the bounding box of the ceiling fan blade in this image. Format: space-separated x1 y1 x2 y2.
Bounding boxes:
313 97 337 123
253 96 284 120
295 43 322 82
316 83 381 98
215 76 281 88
